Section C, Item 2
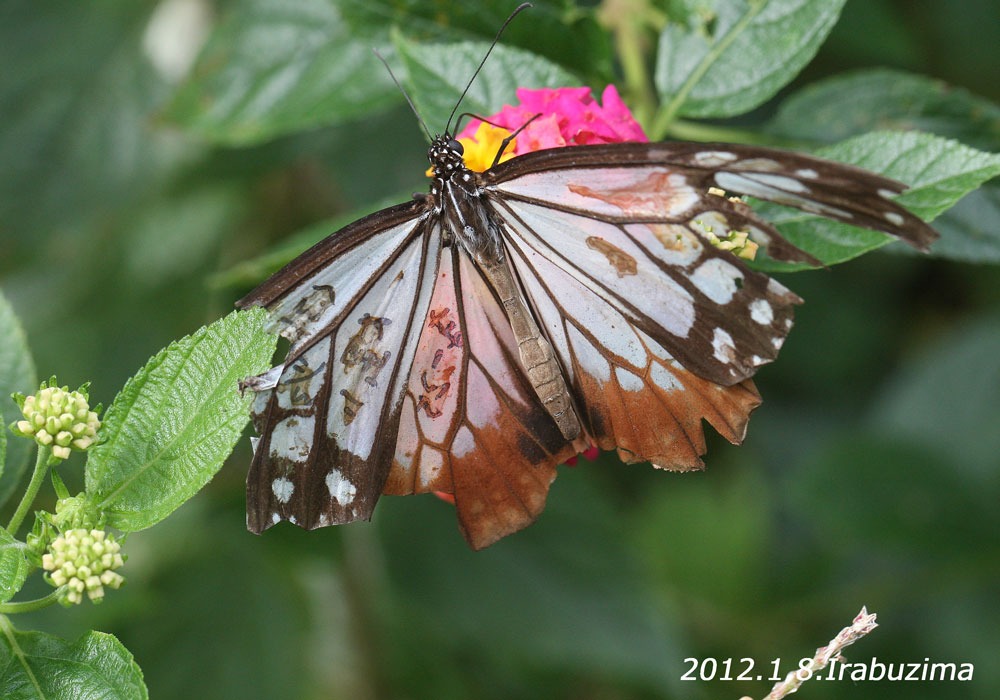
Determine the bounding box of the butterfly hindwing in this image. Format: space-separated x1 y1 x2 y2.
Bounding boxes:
383 246 579 549
503 222 763 469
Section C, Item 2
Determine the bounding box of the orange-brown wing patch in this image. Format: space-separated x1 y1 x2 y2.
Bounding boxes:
567 169 696 218
508 231 761 471
384 248 578 549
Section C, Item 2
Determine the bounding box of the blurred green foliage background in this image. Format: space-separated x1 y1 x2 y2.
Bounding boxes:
1 0 998 698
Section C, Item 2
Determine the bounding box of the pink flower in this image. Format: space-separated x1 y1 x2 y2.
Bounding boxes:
457 84 647 157
566 444 600 466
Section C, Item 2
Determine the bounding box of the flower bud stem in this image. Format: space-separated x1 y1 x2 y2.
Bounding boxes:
0 587 66 614
6 446 51 535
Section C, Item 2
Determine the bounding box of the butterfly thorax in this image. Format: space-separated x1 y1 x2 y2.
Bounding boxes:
428 134 504 266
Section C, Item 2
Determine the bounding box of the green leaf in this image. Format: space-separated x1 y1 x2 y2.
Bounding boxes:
765 68 1000 151
0 291 37 509
337 0 615 83
0 0 184 239
210 191 412 290
122 184 246 288
0 528 28 604
395 32 581 133
163 0 398 145
870 314 1000 478
920 184 1000 264
787 435 993 556
654 0 846 121
750 130 1000 271
0 620 147 700
85 309 278 531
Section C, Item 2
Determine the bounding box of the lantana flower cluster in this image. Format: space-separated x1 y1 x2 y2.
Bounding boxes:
457 85 648 158
450 85 647 174
11 379 101 460
42 528 125 605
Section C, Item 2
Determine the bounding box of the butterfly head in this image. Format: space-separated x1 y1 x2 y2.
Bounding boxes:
428 135 466 178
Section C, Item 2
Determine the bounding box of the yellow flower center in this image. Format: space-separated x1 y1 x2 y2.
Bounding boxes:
426 123 517 177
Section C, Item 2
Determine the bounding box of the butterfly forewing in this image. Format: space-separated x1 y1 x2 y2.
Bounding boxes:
243 214 437 532
488 142 937 262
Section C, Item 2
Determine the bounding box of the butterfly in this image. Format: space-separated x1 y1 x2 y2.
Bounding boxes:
236 17 937 551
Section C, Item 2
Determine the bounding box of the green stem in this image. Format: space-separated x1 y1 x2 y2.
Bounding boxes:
599 0 659 128
6 446 51 535
662 118 806 147
618 15 656 127
0 588 65 614
649 0 766 139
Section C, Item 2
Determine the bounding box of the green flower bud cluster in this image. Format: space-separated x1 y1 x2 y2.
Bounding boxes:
11 379 101 460
42 528 125 605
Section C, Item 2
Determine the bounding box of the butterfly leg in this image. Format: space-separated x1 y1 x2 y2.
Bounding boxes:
479 259 582 440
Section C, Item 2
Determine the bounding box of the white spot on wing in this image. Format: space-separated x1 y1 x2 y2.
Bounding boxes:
419 446 445 488
650 363 682 392
271 477 294 504
693 150 738 166
884 211 905 226
452 426 476 459
773 336 785 350
269 416 315 462
568 325 611 383
615 366 644 392
716 172 853 219
272 513 281 524
796 168 819 179
749 299 774 325
767 277 792 296
691 258 743 305
712 328 736 364
747 173 809 193
734 157 782 172
244 364 283 393
878 188 897 199
325 468 357 506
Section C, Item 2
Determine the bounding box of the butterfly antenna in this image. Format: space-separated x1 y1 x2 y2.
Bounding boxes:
454 112 507 134
490 112 541 168
373 47 433 141
445 2 532 135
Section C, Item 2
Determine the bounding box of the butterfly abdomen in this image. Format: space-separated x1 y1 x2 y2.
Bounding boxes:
478 258 582 440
